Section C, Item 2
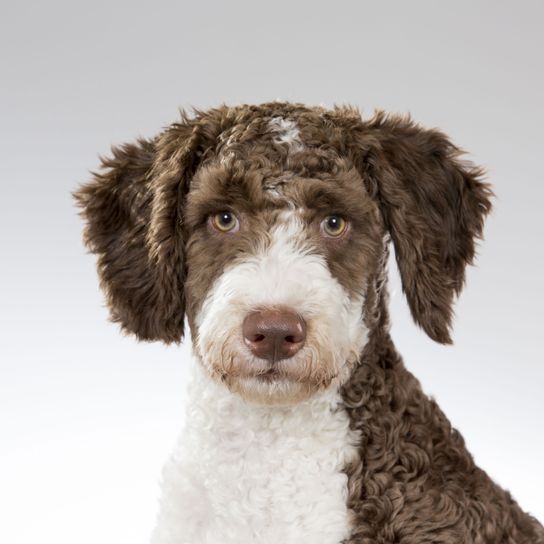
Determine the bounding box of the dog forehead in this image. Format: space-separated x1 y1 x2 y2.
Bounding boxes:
183 110 377 228
191 122 361 207
216 114 304 153
211 112 349 168
189 161 366 217
267 116 304 151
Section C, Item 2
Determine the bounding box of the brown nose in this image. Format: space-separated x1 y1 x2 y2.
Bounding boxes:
242 309 307 363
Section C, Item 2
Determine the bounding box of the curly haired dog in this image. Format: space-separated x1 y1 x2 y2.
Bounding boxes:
75 102 543 544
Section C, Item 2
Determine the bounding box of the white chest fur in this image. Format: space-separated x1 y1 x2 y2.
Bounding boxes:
151 361 359 544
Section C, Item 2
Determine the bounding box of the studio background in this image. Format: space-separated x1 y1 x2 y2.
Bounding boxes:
1 1 542 543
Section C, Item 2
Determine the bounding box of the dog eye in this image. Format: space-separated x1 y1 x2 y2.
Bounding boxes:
211 211 240 233
321 215 348 238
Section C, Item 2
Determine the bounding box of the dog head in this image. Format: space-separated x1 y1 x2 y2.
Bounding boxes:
75 103 492 404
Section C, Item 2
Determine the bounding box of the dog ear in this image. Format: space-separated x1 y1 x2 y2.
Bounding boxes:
74 112 224 343
351 113 493 344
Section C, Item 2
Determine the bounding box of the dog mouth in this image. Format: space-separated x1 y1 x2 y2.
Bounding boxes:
202 347 348 404
201 337 347 394
254 366 283 382
226 357 340 389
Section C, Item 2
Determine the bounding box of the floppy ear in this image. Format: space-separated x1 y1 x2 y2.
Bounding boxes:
74 112 223 343
352 113 493 344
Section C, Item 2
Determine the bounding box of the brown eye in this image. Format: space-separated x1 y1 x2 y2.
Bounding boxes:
321 215 347 237
211 211 239 233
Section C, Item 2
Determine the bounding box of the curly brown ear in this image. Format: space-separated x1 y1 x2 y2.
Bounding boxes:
74 110 229 343
74 137 186 343
354 113 493 344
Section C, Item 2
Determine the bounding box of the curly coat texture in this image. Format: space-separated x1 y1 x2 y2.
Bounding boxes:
75 102 543 543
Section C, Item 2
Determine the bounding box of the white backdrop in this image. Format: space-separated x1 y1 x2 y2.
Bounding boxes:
1 1 542 543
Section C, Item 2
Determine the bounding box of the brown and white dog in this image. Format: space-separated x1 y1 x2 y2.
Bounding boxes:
75 103 543 544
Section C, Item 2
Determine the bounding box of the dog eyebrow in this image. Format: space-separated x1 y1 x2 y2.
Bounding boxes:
293 179 374 223
185 171 288 229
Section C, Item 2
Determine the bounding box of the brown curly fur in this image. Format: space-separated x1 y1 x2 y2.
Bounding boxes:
74 102 543 542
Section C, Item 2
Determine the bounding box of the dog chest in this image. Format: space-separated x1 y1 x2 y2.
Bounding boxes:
151 362 359 544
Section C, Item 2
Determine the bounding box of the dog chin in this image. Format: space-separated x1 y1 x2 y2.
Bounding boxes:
226 375 322 406
198 345 346 405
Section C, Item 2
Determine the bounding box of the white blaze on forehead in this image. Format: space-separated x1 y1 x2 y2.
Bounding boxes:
268 116 304 151
197 211 345 322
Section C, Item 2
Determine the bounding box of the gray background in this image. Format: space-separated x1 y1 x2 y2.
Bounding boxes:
1 1 542 542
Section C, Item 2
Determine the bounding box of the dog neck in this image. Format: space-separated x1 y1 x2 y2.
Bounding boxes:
152 358 362 544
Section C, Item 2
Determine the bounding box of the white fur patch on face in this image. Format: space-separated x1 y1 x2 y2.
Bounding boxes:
151 360 360 544
195 211 368 404
268 117 304 152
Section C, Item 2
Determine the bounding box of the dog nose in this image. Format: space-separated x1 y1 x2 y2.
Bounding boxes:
243 309 306 362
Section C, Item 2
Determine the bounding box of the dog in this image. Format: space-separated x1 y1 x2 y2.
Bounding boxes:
75 102 543 543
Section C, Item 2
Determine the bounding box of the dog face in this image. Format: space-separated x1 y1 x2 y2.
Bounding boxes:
183 155 383 403
75 103 492 404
